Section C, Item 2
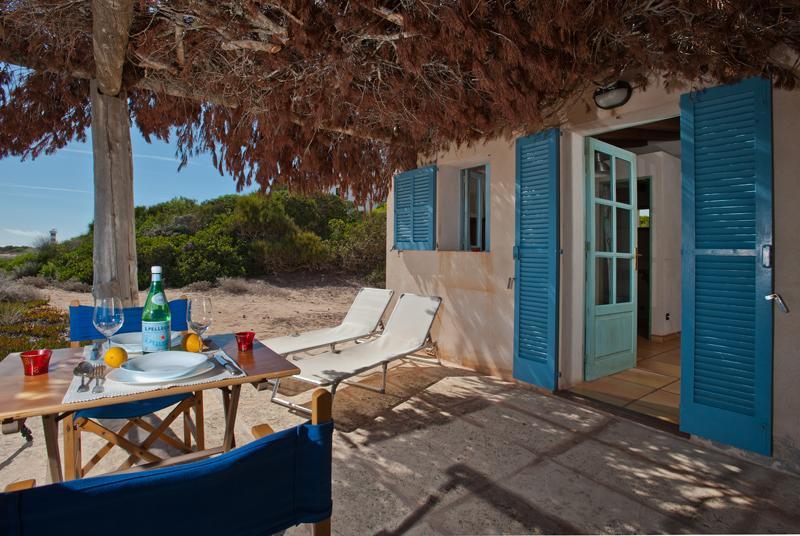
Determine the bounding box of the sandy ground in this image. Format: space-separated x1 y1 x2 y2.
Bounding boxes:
44 274 364 340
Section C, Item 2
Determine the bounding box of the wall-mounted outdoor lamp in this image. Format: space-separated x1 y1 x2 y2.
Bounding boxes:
593 80 633 110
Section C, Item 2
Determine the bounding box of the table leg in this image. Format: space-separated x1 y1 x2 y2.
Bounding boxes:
222 385 241 452
41 414 63 483
195 391 205 451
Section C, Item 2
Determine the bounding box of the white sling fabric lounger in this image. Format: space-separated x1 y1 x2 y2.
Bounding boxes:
270 293 442 413
262 287 394 356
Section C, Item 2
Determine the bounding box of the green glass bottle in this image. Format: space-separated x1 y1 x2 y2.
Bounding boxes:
141 266 171 353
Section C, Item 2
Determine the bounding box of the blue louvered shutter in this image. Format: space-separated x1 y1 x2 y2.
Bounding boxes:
393 166 436 250
513 129 559 390
680 77 773 455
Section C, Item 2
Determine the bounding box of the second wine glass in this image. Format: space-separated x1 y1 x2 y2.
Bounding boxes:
187 296 213 343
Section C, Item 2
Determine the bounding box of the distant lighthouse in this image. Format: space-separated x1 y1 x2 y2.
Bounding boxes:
49 228 57 244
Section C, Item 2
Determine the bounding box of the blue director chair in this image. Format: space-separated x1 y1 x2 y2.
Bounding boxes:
1 390 334 536
66 298 204 479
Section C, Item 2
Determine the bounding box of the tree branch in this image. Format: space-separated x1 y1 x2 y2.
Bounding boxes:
221 40 282 54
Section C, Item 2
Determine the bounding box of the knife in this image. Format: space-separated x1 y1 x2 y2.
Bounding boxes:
214 353 242 376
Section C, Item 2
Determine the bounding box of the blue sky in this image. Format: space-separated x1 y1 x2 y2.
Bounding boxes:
0 129 255 246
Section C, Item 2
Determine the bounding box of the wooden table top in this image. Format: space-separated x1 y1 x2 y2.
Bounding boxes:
0 334 299 421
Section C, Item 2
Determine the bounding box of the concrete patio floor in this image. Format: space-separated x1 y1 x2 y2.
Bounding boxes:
2 359 799 534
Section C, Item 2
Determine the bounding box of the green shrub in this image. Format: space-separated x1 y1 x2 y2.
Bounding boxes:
176 218 246 283
51 237 93 283
328 207 386 274
137 234 188 287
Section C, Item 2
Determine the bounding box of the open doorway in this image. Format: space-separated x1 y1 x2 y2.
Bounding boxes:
570 117 682 424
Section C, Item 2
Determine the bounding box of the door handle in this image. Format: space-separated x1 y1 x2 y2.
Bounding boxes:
766 293 790 314
762 245 773 268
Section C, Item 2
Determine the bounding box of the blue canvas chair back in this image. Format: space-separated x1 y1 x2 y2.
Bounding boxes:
1 421 334 536
69 299 189 343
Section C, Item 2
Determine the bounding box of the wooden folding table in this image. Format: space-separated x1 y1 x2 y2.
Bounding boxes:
0 333 299 482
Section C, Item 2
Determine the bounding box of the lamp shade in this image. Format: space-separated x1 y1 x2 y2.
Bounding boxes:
593 81 633 109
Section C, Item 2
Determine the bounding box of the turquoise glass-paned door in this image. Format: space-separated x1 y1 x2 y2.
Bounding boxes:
585 138 638 381
680 77 773 456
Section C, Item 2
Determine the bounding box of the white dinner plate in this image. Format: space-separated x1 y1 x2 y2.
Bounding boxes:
109 331 182 354
108 351 212 384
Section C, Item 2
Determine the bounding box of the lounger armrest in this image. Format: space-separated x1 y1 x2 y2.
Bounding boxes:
5 479 36 492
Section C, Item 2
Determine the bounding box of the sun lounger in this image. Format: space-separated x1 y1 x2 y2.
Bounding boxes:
270 293 442 413
262 287 394 356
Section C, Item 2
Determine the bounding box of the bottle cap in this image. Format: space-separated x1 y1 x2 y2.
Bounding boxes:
151 266 162 274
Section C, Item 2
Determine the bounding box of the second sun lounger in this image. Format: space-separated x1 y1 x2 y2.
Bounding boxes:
269 293 442 414
262 287 394 356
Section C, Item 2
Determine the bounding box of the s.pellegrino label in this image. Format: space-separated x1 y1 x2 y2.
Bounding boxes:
142 266 171 353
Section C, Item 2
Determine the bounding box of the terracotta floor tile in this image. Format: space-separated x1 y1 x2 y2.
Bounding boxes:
610 367 675 388
637 358 681 378
570 377 655 407
651 348 681 366
662 380 680 395
626 389 680 424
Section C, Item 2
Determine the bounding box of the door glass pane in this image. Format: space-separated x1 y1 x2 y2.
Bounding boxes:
594 151 612 200
615 157 631 204
595 257 612 305
616 207 631 253
595 204 613 252
616 258 631 303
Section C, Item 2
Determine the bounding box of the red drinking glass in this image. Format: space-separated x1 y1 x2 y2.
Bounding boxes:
20 349 52 376
235 331 255 351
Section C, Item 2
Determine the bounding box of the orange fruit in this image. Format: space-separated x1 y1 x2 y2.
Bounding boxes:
183 333 203 353
104 347 128 368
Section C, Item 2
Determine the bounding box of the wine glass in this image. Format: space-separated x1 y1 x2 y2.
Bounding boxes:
92 296 124 353
188 296 213 344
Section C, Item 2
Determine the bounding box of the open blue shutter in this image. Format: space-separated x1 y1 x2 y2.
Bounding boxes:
394 166 436 250
680 77 773 455
514 129 559 390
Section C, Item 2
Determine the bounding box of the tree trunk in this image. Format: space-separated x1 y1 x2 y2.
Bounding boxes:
91 79 138 306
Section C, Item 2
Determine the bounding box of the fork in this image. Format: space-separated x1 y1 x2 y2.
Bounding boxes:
92 365 106 394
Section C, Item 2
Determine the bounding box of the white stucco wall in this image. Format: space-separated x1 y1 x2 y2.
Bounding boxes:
771 87 800 473
637 151 681 337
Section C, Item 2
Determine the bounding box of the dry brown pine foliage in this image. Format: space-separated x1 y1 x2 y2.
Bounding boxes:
0 1 798 201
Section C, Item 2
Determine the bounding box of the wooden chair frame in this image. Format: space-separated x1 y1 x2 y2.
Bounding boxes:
65 297 205 480
6 389 333 536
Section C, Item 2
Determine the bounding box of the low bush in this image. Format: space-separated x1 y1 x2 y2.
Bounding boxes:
52 279 92 293
0 299 69 359
0 276 44 302
184 280 214 293
16 276 50 289
217 277 250 295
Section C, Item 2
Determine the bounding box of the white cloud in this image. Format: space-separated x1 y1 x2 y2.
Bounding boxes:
1 228 46 238
0 182 91 194
61 148 193 165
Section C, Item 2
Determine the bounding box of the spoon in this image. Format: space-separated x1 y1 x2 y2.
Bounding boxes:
73 362 94 393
